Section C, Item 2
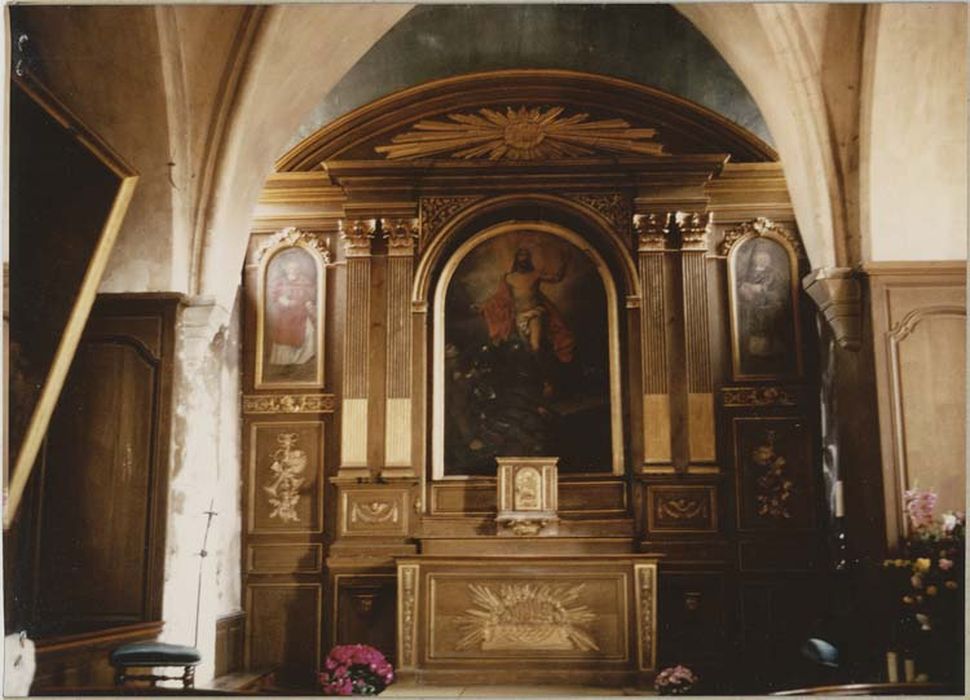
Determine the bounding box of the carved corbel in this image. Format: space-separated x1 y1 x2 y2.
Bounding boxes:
803 267 862 351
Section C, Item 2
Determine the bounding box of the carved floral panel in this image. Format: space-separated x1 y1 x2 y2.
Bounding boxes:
647 485 717 533
248 421 323 534
734 417 814 531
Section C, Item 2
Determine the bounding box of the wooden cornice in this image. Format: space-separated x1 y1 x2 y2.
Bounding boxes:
276 69 777 171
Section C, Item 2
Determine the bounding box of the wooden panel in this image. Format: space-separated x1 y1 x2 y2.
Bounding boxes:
34 341 156 630
247 421 324 534
733 417 815 531
247 544 322 574
646 485 717 533
559 480 628 515
333 575 396 661
215 612 246 678
339 486 410 537
431 481 495 515
246 583 321 687
427 572 628 662
658 572 726 659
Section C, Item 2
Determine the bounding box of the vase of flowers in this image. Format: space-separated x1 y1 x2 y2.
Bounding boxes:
654 665 698 695
319 644 395 695
882 488 964 682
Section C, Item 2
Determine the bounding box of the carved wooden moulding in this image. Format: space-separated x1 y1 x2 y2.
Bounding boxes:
495 456 559 536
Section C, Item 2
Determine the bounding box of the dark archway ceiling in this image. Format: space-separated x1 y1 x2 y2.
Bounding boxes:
283 4 772 155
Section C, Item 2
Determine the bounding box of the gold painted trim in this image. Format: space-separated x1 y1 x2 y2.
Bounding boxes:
243 393 336 414
633 563 658 672
646 484 718 534
247 420 325 535
244 582 322 672
253 229 328 390
6 75 139 529
725 221 804 381
246 543 323 574
431 220 625 478
397 564 420 670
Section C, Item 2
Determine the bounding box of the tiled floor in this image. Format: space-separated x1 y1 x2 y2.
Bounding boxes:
383 682 649 697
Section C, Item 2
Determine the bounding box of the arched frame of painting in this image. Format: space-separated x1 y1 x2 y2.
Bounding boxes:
254 231 328 389
725 225 803 381
432 220 625 480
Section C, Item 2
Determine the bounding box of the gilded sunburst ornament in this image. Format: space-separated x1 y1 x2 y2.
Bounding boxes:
375 106 665 161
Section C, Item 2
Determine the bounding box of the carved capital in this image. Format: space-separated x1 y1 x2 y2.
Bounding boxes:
381 218 419 256
634 212 673 252
803 267 862 351
340 219 376 257
676 211 711 252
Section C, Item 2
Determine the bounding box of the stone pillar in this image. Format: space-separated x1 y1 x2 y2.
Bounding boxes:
678 212 717 467
803 267 862 351
338 219 375 477
634 213 674 467
382 218 418 477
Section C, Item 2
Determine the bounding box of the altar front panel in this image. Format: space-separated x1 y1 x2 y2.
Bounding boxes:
397 556 657 685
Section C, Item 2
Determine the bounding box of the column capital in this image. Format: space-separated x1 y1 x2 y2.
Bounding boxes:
382 217 419 256
803 267 862 351
633 212 673 252
675 211 711 252
340 218 377 257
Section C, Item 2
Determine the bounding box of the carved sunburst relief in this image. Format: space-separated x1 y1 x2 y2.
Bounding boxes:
375 106 665 161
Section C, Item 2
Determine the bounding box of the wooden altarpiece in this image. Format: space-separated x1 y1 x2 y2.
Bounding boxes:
240 70 826 690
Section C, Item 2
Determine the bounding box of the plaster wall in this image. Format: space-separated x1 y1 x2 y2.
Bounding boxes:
862 3 968 261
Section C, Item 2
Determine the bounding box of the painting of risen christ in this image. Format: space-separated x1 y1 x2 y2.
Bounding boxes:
443 230 612 476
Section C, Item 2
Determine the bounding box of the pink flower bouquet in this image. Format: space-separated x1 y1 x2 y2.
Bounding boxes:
319 644 394 696
655 665 699 695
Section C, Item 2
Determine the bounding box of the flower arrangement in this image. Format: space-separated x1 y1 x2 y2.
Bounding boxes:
881 488 964 680
654 665 698 695
319 644 394 696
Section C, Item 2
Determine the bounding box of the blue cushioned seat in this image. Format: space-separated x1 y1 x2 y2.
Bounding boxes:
111 642 202 688
111 642 202 665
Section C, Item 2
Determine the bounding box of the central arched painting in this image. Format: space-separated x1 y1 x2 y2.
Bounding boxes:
442 227 613 476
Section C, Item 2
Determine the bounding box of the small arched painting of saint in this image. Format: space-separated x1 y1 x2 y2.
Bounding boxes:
444 231 612 476
732 237 799 377
261 247 320 383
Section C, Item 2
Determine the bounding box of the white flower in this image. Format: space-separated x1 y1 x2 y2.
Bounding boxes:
942 512 958 534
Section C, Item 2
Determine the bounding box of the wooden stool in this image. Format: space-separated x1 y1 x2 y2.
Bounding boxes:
110 642 202 689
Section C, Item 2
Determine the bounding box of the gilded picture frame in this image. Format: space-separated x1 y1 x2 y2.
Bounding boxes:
6 73 139 529
254 228 329 389
724 219 803 381
432 220 625 479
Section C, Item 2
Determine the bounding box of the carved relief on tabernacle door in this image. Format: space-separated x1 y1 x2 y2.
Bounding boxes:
734 418 814 531
248 421 323 534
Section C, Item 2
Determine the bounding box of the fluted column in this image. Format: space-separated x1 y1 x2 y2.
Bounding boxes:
634 213 674 467
382 218 418 476
339 219 375 476
679 212 717 467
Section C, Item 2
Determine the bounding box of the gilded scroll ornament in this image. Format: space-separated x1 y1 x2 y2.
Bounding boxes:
263 432 306 523
350 500 400 525
256 227 331 264
718 217 803 258
376 106 664 161
419 196 483 247
456 583 598 652
243 393 336 414
752 430 793 519
720 386 796 407
573 193 632 236
658 497 708 521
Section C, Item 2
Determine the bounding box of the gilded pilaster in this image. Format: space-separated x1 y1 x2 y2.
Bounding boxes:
382 218 418 475
678 212 717 466
634 213 674 466
339 219 375 476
